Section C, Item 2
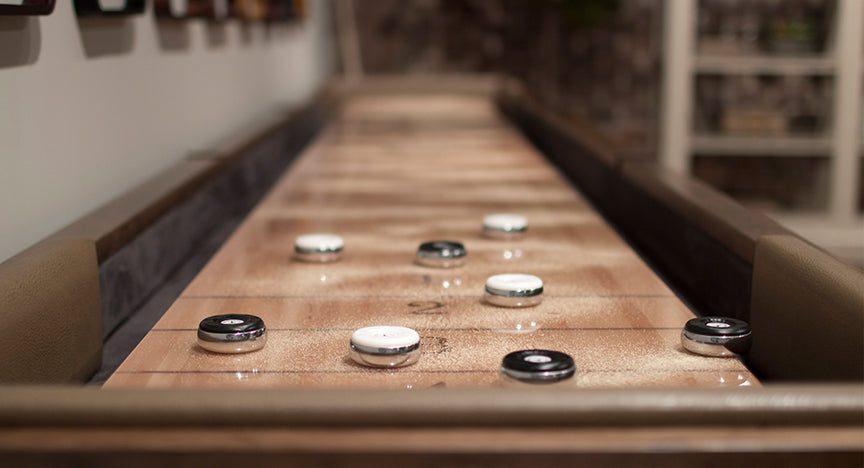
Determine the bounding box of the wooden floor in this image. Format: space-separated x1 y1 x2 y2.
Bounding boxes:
105 94 756 389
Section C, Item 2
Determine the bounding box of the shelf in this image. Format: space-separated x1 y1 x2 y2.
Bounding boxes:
770 212 864 245
694 55 835 75
770 213 864 267
691 134 833 156
664 0 863 252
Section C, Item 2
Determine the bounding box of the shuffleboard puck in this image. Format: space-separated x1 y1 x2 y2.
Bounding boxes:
483 213 527 240
197 314 267 354
681 316 752 357
484 273 543 307
350 326 421 368
295 234 344 263
501 349 575 383
416 241 467 268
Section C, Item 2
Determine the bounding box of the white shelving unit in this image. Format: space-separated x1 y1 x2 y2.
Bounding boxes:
691 134 833 156
694 55 835 75
660 0 864 258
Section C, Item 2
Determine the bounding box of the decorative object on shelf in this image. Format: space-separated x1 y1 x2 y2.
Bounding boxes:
721 109 788 136
697 3 760 55
0 0 54 15
549 0 618 26
265 0 296 22
695 74 830 139
766 18 818 55
154 0 230 19
291 0 303 19
664 0 864 251
231 0 265 21
697 0 830 56
73 0 146 17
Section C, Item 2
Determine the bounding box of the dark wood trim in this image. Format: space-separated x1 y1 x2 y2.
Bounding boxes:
0 386 860 464
0 386 861 427
338 74 501 96
620 163 790 262
46 91 335 263
50 160 222 263
495 85 801 321
496 83 619 169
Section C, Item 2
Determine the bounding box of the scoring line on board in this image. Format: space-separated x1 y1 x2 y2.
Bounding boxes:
149 327 687 332
112 368 751 375
177 294 678 299
112 370 499 375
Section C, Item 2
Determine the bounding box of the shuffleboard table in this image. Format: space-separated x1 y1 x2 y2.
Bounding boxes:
1 86 860 466
105 92 757 390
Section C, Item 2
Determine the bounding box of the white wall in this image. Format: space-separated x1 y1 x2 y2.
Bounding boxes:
0 1 335 263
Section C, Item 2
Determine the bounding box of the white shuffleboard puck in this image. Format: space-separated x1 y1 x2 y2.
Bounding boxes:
483 213 527 239
197 314 267 354
484 273 544 307
294 234 344 263
416 240 467 268
350 326 421 368
681 316 752 357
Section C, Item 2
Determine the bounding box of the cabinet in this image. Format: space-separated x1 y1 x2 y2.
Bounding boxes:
660 0 863 257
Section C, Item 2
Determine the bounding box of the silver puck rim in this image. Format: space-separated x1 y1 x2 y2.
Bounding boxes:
349 347 421 368
350 341 421 356
197 329 268 354
484 291 543 308
415 256 467 268
681 330 751 357
682 329 751 345
416 241 467 259
484 285 544 298
197 327 267 343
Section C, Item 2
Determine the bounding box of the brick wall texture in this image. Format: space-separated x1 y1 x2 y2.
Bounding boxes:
353 0 663 161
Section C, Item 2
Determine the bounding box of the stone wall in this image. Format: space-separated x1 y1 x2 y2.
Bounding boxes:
353 0 663 160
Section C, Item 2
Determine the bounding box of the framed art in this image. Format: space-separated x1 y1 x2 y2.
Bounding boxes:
73 0 146 17
0 0 55 15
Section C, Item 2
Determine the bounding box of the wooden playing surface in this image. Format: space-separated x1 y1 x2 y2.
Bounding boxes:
105 94 757 389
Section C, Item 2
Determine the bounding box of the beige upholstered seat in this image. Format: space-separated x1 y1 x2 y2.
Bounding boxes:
0 239 102 383
749 235 864 381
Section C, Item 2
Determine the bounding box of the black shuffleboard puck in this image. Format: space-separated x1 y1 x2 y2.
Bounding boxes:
197 314 267 354
682 316 751 357
501 349 575 383
416 240 467 268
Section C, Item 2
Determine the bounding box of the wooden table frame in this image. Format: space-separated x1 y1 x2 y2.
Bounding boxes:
0 79 860 465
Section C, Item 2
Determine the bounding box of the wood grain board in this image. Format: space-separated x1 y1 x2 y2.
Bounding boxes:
105 93 757 389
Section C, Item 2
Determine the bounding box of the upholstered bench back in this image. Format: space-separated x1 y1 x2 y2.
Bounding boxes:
0 239 101 383
749 235 864 381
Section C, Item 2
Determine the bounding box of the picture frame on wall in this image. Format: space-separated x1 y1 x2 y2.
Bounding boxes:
73 0 146 17
154 0 230 20
0 0 55 15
